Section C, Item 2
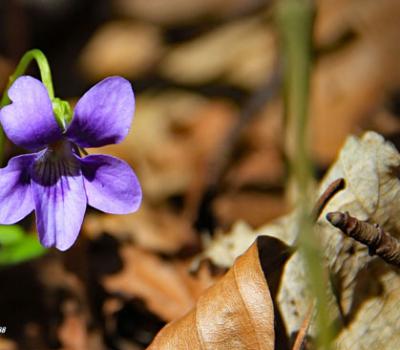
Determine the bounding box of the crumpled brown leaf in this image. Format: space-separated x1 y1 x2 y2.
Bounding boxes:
268 132 400 346
200 131 400 349
319 133 400 349
147 237 277 350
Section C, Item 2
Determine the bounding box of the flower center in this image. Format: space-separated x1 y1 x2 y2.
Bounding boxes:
46 140 74 160
33 140 80 186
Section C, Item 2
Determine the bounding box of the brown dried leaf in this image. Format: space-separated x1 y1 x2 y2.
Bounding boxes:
84 203 197 254
59 313 104 350
58 303 88 350
160 17 276 89
0 338 17 350
115 0 268 25
278 131 400 338
315 0 400 54
147 237 275 350
214 192 287 228
310 39 387 165
198 221 258 268
225 148 284 189
311 0 400 164
335 262 400 349
225 101 284 190
201 131 400 348
103 246 217 321
79 21 164 80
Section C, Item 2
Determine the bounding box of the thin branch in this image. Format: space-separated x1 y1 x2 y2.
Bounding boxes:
312 178 345 221
326 211 400 267
292 303 314 350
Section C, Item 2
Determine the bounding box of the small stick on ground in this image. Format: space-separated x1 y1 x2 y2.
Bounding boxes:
312 178 345 221
326 211 400 267
292 303 314 350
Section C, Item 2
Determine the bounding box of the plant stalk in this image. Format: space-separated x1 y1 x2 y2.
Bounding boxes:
276 0 334 348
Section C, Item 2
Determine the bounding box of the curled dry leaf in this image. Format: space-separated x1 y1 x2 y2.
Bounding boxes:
277 131 400 342
317 132 400 349
317 132 400 297
147 237 277 350
201 131 400 348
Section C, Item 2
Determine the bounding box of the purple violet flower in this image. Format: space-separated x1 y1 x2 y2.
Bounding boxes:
0 76 142 250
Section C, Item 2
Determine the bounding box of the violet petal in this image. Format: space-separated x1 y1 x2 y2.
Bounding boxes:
0 76 62 151
31 150 87 251
66 77 135 148
0 154 36 224
80 154 141 214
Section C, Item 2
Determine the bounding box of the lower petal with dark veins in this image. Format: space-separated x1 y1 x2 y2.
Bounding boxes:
31 150 87 251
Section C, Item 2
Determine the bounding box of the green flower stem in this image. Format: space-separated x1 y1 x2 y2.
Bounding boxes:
0 49 54 107
0 49 55 164
276 1 333 349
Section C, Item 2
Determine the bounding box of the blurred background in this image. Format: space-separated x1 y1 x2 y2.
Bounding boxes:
0 0 400 349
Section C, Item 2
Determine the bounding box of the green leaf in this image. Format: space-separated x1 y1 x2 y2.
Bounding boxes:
0 226 47 265
0 225 25 246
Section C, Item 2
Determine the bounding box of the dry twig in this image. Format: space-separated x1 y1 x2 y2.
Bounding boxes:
312 178 345 221
326 211 400 267
292 303 314 350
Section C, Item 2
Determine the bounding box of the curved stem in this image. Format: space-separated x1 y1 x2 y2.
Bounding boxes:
0 49 54 164
0 49 54 107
